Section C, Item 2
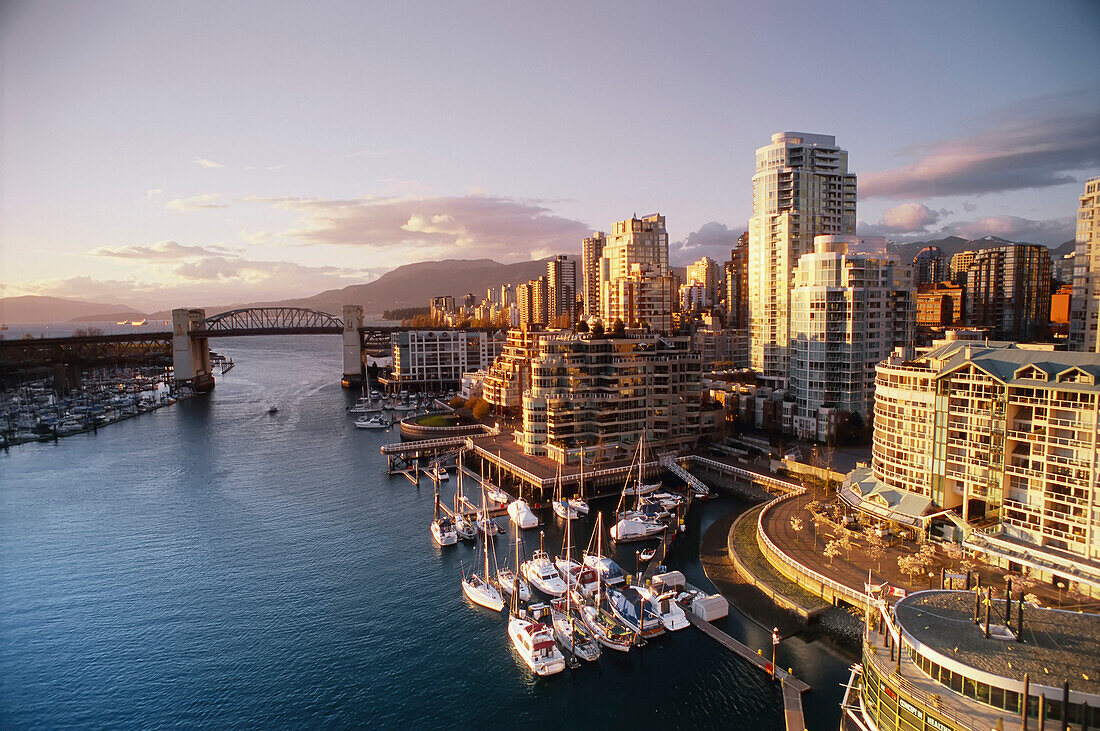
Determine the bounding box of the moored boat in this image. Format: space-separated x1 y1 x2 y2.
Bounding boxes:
507 613 566 676
507 499 538 529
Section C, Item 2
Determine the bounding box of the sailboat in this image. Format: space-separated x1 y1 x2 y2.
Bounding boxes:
568 449 590 516
554 503 598 597
622 433 661 496
461 484 504 612
521 531 567 597
551 462 579 520
496 521 533 603
551 508 602 662
576 523 635 653
453 454 477 540
583 512 626 586
430 486 458 547
607 584 665 638
507 484 538 529
610 437 666 543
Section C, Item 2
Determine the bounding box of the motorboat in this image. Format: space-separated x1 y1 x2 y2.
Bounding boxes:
267 405 278 414
57 418 83 435
608 586 665 638
610 516 665 543
454 513 477 541
487 485 510 505
431 516 458 547
550 597 601 662
622 480 661 497
507 614 565 676
354 415 391 429
637 584 689 632
521 548 567 597
507 499 538 529
583 554 626 586
557 561 600 598
477 514 503 535
638 547 657 562
651 492 684 510
430 466 450 481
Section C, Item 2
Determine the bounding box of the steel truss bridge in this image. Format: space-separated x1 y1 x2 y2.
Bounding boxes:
0 307 502 371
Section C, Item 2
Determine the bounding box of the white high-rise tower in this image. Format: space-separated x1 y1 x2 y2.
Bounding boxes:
748 132 856 383
1070 176 1100 352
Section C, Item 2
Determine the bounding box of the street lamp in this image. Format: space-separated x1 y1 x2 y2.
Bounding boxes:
1057 581 1066 606
771 627 780 680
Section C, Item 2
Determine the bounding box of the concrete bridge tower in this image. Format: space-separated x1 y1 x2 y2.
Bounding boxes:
172 308 214 392
342 305 365 388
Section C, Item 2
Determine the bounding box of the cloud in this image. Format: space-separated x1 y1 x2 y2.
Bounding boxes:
861 108 1100 199
145 188 163 201
165 193 228 212
243 194 589 262
89 240 230 260
879 203 942 232
669 221 744 266
172 256 366 285
194 157 224 168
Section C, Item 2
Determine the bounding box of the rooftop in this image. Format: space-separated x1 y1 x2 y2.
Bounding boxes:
895 590 1100 696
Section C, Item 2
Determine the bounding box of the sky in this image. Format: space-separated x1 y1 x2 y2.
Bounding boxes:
2 0 1098 311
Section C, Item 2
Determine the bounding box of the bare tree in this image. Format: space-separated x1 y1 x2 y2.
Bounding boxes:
823 539 841 567
789 516 804 543
866 531 886 572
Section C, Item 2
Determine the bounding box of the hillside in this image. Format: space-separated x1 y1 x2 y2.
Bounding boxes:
888 235 1074 264
0 295 145 324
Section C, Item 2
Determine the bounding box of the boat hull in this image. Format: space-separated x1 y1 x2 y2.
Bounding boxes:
462 577 504 612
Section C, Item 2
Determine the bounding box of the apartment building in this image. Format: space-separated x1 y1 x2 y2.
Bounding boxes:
748 132 857 384
581 232 606 317
963 244 1052 341
598 213 675 334
1070 176 1100 352
386 330 503 391
546 254 576 325
845 339 1100 594
685 256 721 308
724 233 749 329
482 325 548 412
517 332 701 463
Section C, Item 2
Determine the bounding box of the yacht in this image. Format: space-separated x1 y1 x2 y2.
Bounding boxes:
507 614 566 676
521 549 567 597
453 513 477 541
636 584 689 632
431 516 458 547
610 516 665 543
580 595 635 652
550 597 601 662
608 585 665 638
462 572 504 612
354 414 391 429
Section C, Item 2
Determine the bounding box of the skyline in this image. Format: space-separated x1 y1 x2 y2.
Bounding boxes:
2 0 1099 310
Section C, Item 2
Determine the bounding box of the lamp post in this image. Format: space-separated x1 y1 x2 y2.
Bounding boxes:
771 627 779 680
1056 580 1066 606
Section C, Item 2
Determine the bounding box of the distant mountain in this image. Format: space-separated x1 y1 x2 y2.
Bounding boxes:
889 235 1066 264
0 295 145 324
148 257 564 319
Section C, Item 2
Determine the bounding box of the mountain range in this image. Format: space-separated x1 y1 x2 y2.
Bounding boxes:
1 237 1079 324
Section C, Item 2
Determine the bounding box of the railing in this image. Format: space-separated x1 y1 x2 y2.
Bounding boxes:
683 454 803 493
379 426 499 454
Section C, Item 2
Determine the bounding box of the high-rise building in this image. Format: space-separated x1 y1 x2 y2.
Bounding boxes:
483 325 547 412
517 332 701 462
963 244 1051 341
912 245 948 285
950 250 979 284
516 282 533 326
788 235 913 439
546 254 576 325
1070 176 1100 352
500 283 515 308
598 214 674 333
532 275 549 326
748 132 856 383
844 339 1100 595
685 256 720 308
581 232 606 318
724 232 749 329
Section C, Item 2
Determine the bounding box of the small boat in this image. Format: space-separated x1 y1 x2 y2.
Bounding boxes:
608 586 665 638
508 613 566 676
610 516 665 543
521 534 567 597
580 595 635 652
637 584 689 632
582 514 626 586
487 485 510 504
508 499 538 529
551 464 579 520
454 513 477 541
622 480 661 497
431 516 458 547
430 466 450 481
354 415 391 429
477 514 503 535
267 405 278 414
567 497 590 516
638 547 657 562
497 523 532 603
56 418 83 435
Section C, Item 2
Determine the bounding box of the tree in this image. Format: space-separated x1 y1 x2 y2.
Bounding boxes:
789 516 804 543
609 318 626 338
866 531 886 572
837 531 854 561
823 539 842 567
575 319 589 333
897 554 922 584
448 396 465 409
471 399 491 421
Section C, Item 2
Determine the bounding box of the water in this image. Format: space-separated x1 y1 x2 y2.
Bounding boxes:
1 335 848 729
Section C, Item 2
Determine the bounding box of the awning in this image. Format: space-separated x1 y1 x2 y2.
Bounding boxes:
840 467 934 528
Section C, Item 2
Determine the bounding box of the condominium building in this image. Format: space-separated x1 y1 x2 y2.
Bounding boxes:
598 214 674 333
546 254 576 325
685 256 721 308
385 330 503 391
516 276 548 327
844 339 1100 595
517 332 701 463
915 282 963 327
482 325 548 412
963 244 1051 341
788 235 913 439
912 245 948 285
1070 176 1100 352
950 250 979 285
581 232 605 317
748 132 857 384
724 233 749 329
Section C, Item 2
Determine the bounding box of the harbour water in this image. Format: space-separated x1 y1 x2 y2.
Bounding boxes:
0 335 849 729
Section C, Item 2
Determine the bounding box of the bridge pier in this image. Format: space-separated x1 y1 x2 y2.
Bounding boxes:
341 305 365 389
172 308 214 392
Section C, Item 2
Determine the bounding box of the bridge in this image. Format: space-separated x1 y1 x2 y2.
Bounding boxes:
1 305 503 393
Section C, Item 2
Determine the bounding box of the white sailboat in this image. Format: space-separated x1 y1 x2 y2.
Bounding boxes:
582 512 626 586
611 437 666 543
461 485 504 612
430 487 458 547
551 462 579 520
497 521 532 602
568 449 590 516
551 507 601 661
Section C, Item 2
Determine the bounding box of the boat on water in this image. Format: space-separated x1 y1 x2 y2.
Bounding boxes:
521 533 567 597
477 513 503 535
550 596 601 662
461 485 504 612
607 585 665 638
638 547 657 562
580 594 636 652
582 514 626 586
453 512 477 541
429 466 450 481
611 439 667 543
637 584 689 632
507 499 538 529
610 515 665 543
507 612 566 676
551 463 579 520
354 414 392 429
56 418 83 435
487 485 510 504
430 489 458 547
497 522 532 603
267 405 279 414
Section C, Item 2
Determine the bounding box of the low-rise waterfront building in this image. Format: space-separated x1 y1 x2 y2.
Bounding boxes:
384 330 503 392
517 330 701 463
843 589 1100 731
844 338 1100 596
